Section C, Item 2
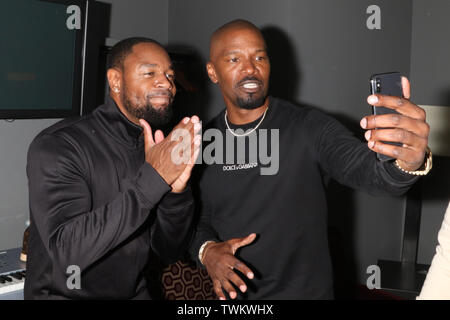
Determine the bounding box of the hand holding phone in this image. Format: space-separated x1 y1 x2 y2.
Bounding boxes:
369 72 403 161
361 73 430 171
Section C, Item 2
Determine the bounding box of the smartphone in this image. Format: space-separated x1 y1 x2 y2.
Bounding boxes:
369 72 403 161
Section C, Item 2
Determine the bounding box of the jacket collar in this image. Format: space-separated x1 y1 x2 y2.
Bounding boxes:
93 95 144 148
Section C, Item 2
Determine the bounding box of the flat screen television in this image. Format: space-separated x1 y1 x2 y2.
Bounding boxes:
0 0 101 119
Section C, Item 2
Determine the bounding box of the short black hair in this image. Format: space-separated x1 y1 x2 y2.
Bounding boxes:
108 37 162 70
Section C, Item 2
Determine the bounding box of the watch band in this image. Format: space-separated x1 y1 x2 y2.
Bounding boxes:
198 240 215 265
394 147 433 176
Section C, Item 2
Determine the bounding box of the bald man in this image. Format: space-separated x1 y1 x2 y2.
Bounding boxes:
189 20 432 299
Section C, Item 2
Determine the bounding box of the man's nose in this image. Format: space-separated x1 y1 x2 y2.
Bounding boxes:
155 73 172 89
241 59 256 75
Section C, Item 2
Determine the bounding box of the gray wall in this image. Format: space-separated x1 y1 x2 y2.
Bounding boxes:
169 0 414 285
410 0 450 265
101 0 169 44
169 0 413 122
0 0 170 251
410 0 450 106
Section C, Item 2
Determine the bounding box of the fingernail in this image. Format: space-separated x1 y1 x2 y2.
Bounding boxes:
240 285 247 292
364 130 371 140
368 141 375 148
183 117 190 124
247 272 254 279
219 297 225 300
368 95 378 104
191 116 199 123
230 291 236 299
360 118 367 129
194 123 201 131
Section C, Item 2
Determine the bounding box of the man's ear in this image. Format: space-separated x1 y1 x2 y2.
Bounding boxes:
206 62 218 84
107 68 122 94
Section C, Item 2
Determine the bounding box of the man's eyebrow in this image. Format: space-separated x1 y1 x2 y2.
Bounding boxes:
138 63 157 68
223 49 267 56
224 50 240 56
138 63 174 70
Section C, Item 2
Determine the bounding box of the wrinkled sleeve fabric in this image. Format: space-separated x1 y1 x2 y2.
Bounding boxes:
188 167 220 267
151 186 195 265
27 132 190 273
305 108 419 196
417 202 450 300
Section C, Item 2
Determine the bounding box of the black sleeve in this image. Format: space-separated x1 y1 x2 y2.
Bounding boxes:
188 166 220 267
151 186 195 265
306 108 419 196
27 133 190 272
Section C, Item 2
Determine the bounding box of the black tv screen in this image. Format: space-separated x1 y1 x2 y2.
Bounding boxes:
0 0 86 119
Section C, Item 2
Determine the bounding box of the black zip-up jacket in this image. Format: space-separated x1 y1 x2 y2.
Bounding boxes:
25 96 194 299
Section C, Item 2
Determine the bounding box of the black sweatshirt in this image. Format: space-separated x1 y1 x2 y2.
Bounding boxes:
25 96 194 299
190 97 418 299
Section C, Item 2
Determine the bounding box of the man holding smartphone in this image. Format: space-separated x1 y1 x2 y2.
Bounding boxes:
189 19 432 299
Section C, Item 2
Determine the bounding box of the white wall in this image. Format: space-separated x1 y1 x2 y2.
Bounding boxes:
0 119 59 250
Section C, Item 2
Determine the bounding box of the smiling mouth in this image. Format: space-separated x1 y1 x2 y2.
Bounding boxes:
147 92 173 106
150 96 169 104
238 80 262 93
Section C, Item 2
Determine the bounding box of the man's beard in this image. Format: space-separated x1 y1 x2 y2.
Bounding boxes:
121 86 174 129
234 77 267 110
235 93 267 110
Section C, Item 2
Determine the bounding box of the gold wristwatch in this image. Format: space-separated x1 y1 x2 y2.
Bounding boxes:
394 147 432 176
199 241 215 265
